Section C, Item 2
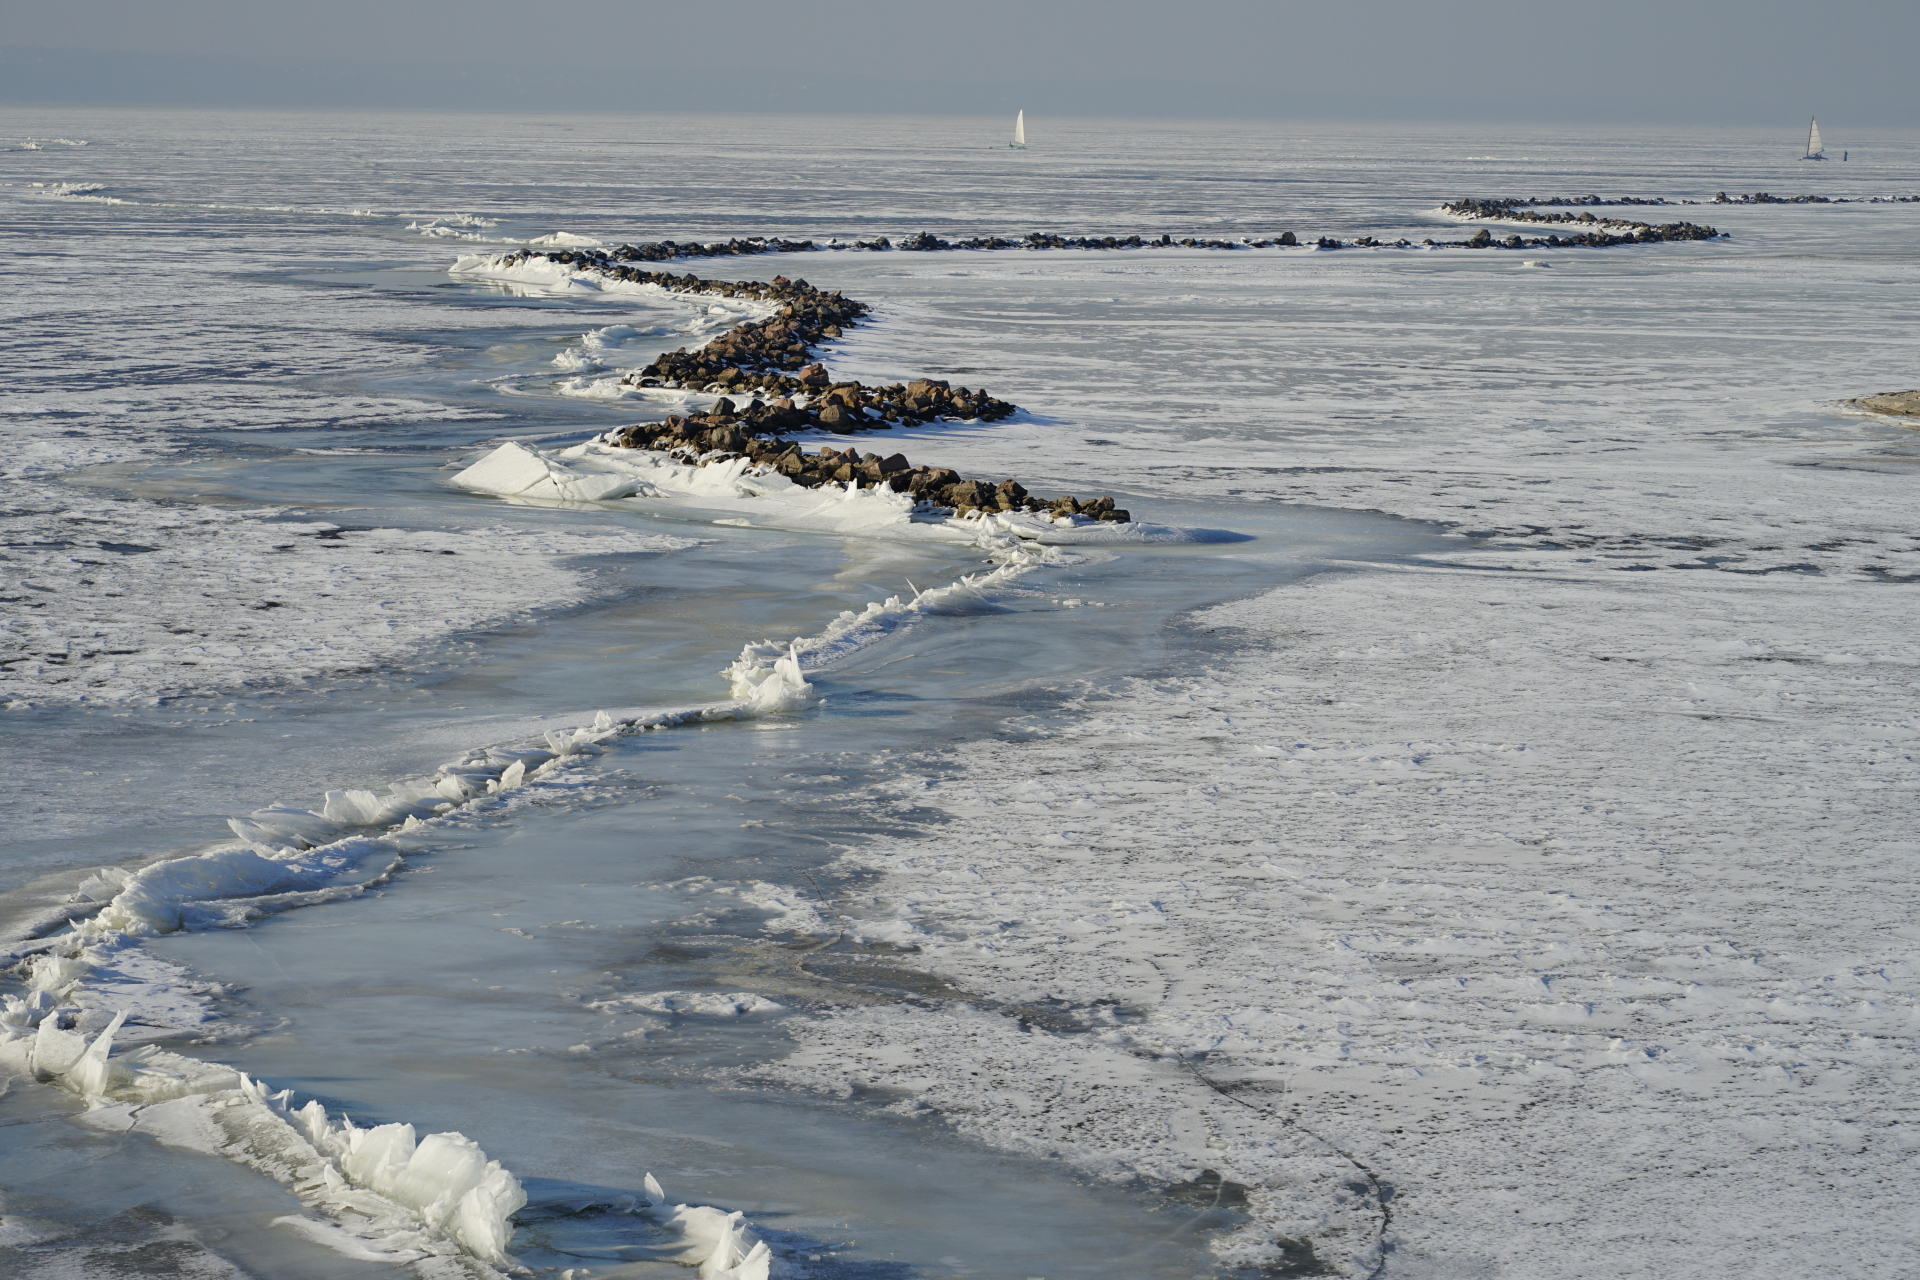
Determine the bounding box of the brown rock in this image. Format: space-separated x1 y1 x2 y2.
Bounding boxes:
1854 390 1920 418
942 479 993 510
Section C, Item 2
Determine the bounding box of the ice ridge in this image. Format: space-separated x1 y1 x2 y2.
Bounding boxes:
0 993 768 1278
1 544 1062 1273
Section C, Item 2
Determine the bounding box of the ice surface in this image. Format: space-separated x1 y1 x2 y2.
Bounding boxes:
0 512 1083 1270
5 957 777 1277
0 193 703 710
6 106 1920 1279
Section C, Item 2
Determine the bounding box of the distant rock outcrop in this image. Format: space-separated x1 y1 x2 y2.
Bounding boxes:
1851 391 1920 418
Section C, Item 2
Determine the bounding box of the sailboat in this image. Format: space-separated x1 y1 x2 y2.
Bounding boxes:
1802 117 1826 160
1009 110 1027 149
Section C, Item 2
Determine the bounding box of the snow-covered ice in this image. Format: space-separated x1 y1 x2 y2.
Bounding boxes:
3 106 1918 1279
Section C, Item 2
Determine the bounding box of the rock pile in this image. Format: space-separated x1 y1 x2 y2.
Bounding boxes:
633 370 1014 436
1491 194 1700 207
631 302 1018 427
498 248 1020 429
1446 191 1917 208
604 414 1130 522
503 211 1717 291
1712 191 1920 204
1439 199 1724 247
511 250 1127 519
891 230 1297 251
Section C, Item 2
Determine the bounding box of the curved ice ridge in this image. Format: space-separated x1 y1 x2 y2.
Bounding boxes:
1 999 523 1274
1 538 1057 1273
0 993 769 1277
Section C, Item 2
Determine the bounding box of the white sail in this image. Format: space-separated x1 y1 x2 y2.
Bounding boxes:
1013 110 1026 147
1806 118 1824 157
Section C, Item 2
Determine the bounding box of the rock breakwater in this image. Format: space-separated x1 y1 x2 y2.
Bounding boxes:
1447 192 1919 208
470 203 1732 525
601 415 1130 523
1490 194 1704 207
1439 199 1725 247
1712 191 1920 204
496 206 1705 284
468 249 1132 520
485 248 1017 429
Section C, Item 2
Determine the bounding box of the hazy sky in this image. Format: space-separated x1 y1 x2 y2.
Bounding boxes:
3 0 1916 126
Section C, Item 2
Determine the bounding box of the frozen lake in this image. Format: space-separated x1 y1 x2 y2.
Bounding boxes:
3 109 1917 1279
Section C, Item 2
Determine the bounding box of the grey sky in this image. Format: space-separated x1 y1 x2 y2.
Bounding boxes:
3 0 1915 125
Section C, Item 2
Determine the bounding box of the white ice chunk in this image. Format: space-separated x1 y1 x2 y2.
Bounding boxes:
450 442 645 503
26 1019 530 1269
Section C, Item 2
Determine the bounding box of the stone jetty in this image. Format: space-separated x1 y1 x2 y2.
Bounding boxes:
603 414 1130 523
1446 192 1917 209
1491 194 1704 208
498 207 1712 287
489 201 1745 521
497 249 1128 519
491 247 1018 428
1712 191 1920 204
1438 199 1725 247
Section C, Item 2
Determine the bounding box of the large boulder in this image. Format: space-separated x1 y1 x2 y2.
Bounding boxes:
941 479 994 510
